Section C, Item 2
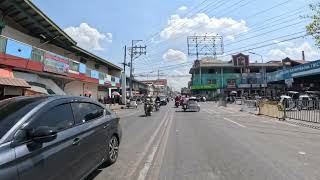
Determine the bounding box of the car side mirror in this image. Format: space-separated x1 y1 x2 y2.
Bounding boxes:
29 126 57 143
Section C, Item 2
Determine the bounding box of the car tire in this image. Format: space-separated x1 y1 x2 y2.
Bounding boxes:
104 135 119 166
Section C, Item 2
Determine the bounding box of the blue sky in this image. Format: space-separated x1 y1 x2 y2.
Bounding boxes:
32 0 319 90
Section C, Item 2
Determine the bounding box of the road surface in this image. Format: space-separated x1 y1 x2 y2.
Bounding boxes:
88 102 320 180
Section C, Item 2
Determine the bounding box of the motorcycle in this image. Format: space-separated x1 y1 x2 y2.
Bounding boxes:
182 103 188 112
155 101 161 111
175 100 180 108
144 103 153 116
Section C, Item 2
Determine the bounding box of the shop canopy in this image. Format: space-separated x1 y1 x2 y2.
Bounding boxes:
0 77 30 88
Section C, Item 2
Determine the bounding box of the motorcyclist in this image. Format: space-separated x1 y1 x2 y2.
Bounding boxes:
144 95 154 115
156 96 161 102
182 95 189 109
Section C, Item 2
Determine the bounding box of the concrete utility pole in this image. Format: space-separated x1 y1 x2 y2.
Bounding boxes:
121 46 127 105
129 40 147 98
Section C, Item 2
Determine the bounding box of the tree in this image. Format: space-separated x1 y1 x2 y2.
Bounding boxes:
306 3 320 48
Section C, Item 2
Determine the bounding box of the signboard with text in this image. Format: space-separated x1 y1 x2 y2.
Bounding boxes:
43 53 69 75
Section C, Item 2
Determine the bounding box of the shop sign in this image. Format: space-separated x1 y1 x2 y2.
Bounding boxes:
43 53 69 75
191 84 219 90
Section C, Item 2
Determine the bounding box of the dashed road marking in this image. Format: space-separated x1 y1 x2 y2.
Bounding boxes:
223 117 246 128
299 151 306 155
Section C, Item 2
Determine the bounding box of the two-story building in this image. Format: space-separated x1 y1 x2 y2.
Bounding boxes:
189 54 283 98
0 0 121 100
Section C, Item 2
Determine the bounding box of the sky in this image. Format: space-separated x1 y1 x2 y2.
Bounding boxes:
32 0 320 90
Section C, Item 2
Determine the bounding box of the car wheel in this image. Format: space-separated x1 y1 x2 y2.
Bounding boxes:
104 135 119 165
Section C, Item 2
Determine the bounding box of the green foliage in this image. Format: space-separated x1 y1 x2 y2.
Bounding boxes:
306 3 320 48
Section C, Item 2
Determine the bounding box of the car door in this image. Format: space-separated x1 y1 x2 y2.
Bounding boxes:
70 102 111 177
13 100 81 180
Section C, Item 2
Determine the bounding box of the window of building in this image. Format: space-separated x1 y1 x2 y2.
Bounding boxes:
227 79 236 86
29 103 74 131
207 79 217 84
70 61 80 72
208 69 216 74
71 103 105 124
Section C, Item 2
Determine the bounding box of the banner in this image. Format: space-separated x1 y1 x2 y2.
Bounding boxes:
5 39 32 59
43 53 69 75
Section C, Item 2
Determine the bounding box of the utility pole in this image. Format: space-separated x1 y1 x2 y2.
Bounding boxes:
121 46 127 104
129 40 147 98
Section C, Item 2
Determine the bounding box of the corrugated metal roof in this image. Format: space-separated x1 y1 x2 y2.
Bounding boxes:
0 77 30 88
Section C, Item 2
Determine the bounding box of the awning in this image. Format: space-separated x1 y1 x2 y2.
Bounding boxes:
28 85 48 94
0 77 30 88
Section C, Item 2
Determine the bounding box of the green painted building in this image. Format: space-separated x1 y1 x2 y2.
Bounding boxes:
189 54 283 99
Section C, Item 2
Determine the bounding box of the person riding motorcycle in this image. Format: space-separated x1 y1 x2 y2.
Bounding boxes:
144 95 154 116
155 96 161 111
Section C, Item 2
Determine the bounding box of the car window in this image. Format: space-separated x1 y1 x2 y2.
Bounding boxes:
0 97 47 139
28 103 74 131
71 103 105 124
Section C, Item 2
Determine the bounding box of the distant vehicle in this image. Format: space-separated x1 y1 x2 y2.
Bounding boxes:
287 91 299 100
0 96 122 180
182 99 200 112
297 94 315 110
144 97 153 116
280 95 295 110
126 99 138 109
160 96 167 106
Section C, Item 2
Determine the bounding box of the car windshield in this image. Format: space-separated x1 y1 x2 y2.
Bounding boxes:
0 97 46 139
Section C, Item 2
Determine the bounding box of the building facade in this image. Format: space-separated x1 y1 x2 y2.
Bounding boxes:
140 79 168 96
0 1 121 100
189 54 283 98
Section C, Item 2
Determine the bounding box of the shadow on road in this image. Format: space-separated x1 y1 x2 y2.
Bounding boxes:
85 163 110 180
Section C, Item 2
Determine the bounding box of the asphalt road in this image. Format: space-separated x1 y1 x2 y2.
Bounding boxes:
89 102 320 180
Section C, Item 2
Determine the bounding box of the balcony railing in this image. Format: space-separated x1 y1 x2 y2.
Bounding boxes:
192 73 266 88
0 35 120 86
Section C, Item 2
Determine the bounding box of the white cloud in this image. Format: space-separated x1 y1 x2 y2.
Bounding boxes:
178 6 188 11
167 66 191 90
160 13 248 40
64 23 111 51
162 49 187 62
267 41 320 61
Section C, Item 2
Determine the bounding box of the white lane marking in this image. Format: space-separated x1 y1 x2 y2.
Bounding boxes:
148 112 174 179
125 111 169 179
137 146 159 180
137 111 172 180
299 151 306 155
223 117 246 128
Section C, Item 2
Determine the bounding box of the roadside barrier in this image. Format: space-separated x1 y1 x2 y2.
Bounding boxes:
283 100 320 123
258 101 284 119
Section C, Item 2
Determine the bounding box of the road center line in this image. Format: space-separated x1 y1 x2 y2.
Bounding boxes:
148 111 174 179
137 111 172 180
124 110 169 179
223 117 246 128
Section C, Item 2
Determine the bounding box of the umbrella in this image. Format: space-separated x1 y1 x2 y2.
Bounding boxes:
84 90 92 95
112 91 120 96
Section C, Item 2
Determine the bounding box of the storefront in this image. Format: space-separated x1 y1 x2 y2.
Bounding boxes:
0 77 30 100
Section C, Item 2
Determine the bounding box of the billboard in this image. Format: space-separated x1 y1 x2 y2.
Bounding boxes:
43 52 69 75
